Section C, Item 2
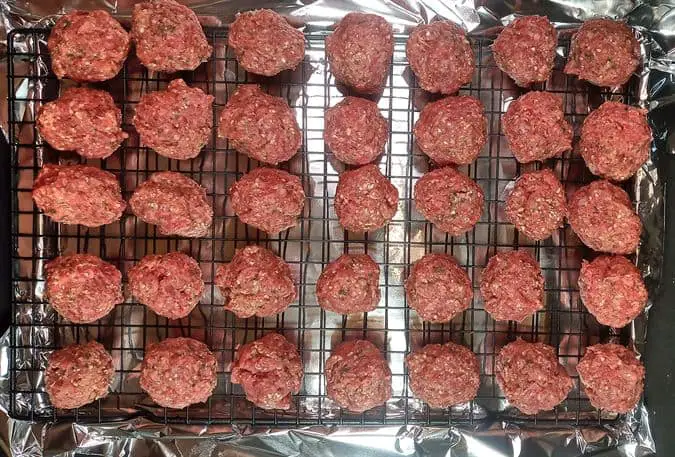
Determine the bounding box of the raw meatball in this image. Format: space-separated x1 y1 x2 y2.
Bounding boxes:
496 339 573 415
48 10 130 82
228 9 305 77
128 252 204 319
45 341 114 409
334 164 399 232
578 255 647 328
405 253 472 323
492 16 557 87
140 337 217 409
129 171 213 238
133 79 214 160
45 254 123 323
325 340 392 412
580 101 651 181
324 97 388 165
564 19 640 87
480 250 544 322
568 180 641 254
326 12 393 93
218 85 301 165
37 87 127 159
215 246 296 318
131 0 212 73
32 164 126 227
577 343 644 413
316 253 381 314
406 21 474 94
229 167 305 234
504 169 567 240
502 91 573 163
406 342 480 408
231 333 303 410
414 167 484 235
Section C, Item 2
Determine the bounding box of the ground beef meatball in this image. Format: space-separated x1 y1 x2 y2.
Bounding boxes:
406 342 480 408
504 169 567 240
334 164 399 232
577 343 645 413
218 85 301 165
405 253 472 323
316 253 381 314
414 167 484 235
325 340 392 412
32 164 126 227
496 339 573 415
492 16 557 87
133 79 214 160
140 337 217 409
215 246 296 318
406 21 474 94
228 9 305 77
578 255 647 328
129 171 213 238
229 167 305 234
324 97 389 165
326 12 393 94
131 0 212 73
568 180 641 254
48 10 130 82
45 254 123 323
231 333 303 410
580 101 651 181
37 87 127 159
502 91 573 163
45 341 114 409
564 19 640 87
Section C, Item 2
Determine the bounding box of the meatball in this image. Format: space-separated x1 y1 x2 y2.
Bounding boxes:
231 333 303 410
564 19 640 87
229 167 305 234
316 253 381 314
128 252 204 320
325 340 392 412
496 339 573 415
131 0 212 73
133 79 214 160
228 9 305 77
45 341 114 409
480 250 544 322
414 167 484 235
334 164 399 232
326 12 394 94
32 164 126 227
502 91 573 163
45 254 123 323
577 343 645 413
324 97 389 165
492 16 557 87
218 85 301 165
215 246 296 318
405 253 472 323
578 255 647 328
140 337 217 409
406 21 474 94
129 171 213 238
406 342 480 408
579 101 651 181
504 169 567 240
568 180 641 254
48 10 130 82
37 87 127 159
